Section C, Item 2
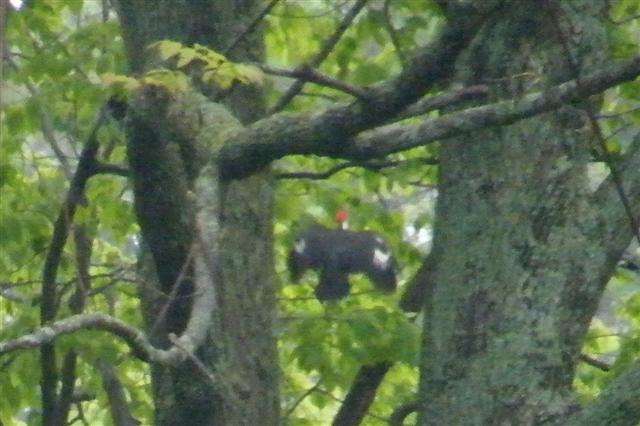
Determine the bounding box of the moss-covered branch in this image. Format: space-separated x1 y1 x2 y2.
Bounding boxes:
220 55 640 178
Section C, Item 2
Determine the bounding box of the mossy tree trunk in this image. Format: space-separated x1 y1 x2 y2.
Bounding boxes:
418 2 633 424
113 1 279 424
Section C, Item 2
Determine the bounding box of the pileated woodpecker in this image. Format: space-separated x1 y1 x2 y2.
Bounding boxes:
287 210 397 301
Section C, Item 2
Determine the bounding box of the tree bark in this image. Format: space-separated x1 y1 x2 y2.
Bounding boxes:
114 1 279 424
417 1 630 424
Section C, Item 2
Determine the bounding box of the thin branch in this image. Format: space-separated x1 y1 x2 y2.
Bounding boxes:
332 361 393 426
283 381 322 419
0 283 29 302
1 313 151 358
382 0 406 66
94 163 130 177
579 353 612 372
223 0 281 56
262 64 369 99
1 312 191 364
6 57 73 179
270 0 369 112
276 157 437 180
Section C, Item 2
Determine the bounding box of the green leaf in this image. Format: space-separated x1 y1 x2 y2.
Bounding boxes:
149 40 183 60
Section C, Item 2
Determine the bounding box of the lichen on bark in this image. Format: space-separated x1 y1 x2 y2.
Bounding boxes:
418 1 612 424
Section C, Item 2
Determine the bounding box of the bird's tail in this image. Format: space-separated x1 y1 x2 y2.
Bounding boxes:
316 267 350 301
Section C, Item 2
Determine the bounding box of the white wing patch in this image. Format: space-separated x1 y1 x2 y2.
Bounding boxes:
294 238 306 254
372 247 391 269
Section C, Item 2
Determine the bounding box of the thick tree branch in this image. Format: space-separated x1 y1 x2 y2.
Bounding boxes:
221 55 640 178
342 56 640 159
564 360 640 426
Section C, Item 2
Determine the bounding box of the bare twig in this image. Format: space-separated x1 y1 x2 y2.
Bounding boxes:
6 58 73 179
579 353 612 372
224 0 281 56
276 157 437 180
270 0 369 112
262 64 369 99
382 0 406 66
94 163 130 177
283 381 322 419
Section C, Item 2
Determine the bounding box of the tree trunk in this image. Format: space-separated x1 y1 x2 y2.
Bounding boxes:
114 1 279 424
418 2 616 424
